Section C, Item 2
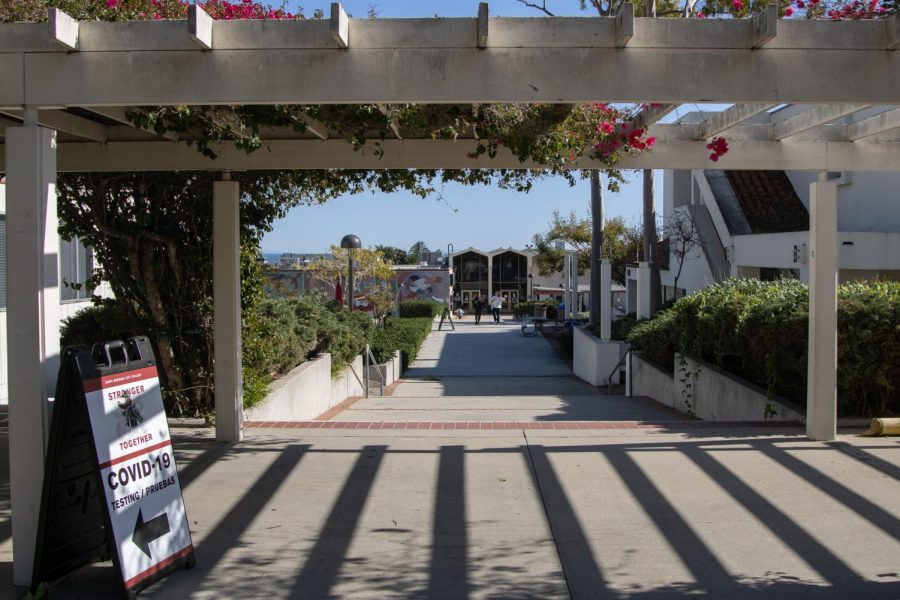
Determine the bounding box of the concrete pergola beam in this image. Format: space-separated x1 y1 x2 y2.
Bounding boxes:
2 18 898 107
846 107 900 140
188 4 213 50
752 4 777 49
10 137 897 172
773 104 872 140
700 103 775 138
330 3 349 49
477 3 489 49
49 8 79 50
0 109 107 142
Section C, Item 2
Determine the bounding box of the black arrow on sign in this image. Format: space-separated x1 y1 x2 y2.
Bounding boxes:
132 508 171 558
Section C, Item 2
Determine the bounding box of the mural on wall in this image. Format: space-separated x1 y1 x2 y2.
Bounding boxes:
264 270 316 297
396 270 450 303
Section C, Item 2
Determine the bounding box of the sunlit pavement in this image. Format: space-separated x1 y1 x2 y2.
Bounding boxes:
4 320 900 598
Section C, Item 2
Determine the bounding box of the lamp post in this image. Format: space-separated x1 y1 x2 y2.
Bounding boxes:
340 234 361 311
528 273 534 301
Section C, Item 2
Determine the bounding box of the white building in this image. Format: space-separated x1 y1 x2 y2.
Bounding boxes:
656 168 900 301
0 182 110 403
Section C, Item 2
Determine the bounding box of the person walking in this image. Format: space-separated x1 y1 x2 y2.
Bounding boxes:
473 294 484 324
490 290 503 323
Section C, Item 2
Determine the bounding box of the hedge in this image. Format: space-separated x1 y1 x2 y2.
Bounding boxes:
627 278 900 417
398 300 444 318
371 317 434 369
62 293 375 411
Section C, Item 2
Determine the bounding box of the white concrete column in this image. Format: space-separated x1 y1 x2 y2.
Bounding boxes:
636 262 652 320
806 179 838 441
600 259 613 340
6 124 61 586
213 180 243 443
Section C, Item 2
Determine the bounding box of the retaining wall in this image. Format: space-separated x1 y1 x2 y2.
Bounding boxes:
628 352 804 421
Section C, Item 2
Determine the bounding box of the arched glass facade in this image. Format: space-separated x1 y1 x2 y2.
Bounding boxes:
492 251 528 306
453 251 489 309
451 250 530 310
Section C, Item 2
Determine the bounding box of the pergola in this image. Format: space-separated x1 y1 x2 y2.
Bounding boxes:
2 3 899 585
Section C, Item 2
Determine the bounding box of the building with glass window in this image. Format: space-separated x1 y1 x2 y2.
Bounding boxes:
0 182 112 404
452 247 538 310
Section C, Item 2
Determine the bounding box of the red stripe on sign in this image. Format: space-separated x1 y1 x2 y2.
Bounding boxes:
99 440 172 469
124 545 194 589
82 366 160 393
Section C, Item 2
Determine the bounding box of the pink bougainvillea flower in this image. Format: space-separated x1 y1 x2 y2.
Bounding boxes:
709 153 719 162
733 0 743 9
107 0 117 7
785 6 794 15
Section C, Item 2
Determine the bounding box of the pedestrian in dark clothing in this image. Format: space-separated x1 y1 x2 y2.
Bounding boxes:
473 294 484 324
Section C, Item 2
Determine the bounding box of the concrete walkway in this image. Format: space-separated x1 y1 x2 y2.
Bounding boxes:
22 426 900 599
6 324 900 598
336 318 682 424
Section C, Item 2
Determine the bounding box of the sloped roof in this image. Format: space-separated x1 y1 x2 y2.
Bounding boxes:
723 170 808 234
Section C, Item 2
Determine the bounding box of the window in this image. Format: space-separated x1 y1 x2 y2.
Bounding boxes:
60 236 94 301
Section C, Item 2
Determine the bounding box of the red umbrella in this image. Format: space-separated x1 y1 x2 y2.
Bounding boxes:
334 280 345 305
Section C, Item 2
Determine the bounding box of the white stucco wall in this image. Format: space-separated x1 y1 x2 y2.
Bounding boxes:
662 170 900 296
786 171 900 233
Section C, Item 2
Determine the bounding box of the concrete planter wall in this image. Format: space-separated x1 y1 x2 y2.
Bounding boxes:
572 327 628 386
627 352 678 408
366 350 402 392
628 352 804 421
244 352 384 422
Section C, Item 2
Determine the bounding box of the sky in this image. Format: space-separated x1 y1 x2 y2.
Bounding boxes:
261 1 699 255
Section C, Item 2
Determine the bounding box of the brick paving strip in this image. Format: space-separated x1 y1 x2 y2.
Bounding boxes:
245 420 802 430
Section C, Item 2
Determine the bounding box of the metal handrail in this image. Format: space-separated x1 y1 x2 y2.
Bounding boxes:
606 346 632 396
363 343 385 398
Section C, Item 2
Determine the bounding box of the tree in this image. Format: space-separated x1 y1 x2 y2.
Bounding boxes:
532 212 643 284
374 245 409 265
311 246 395 298
664 211 705 299
408 241 427 264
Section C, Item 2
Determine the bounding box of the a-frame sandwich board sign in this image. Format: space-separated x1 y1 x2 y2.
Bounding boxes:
33 337 195 598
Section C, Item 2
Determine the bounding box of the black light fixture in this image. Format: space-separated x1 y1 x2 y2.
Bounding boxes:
528 273 534 301
340 234 362 311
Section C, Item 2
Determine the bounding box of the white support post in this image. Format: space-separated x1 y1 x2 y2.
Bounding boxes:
806 179 838 442
636 262 651 321
487 254 493 299
572 253 579 316
214 180 243 443
600 259 612 340
6 125 61 586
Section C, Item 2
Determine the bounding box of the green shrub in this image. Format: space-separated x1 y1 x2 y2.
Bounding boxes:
61 300 144 347
371 317 433 368
399 300 443 318
584 312 638 341
242 294 375 405
627 278 900 417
